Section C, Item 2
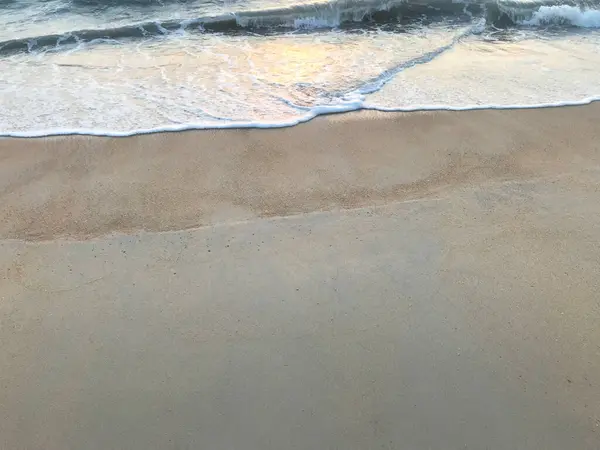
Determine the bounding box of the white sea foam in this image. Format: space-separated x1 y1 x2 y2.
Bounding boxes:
522 6 600 28
2 10 600 138
293 16 340 28
3 97 600 139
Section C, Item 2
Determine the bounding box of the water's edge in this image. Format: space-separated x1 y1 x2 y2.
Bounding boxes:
3 98 599 139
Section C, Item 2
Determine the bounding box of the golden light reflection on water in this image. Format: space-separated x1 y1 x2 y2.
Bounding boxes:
368 34 600 107
5 27 599 132
45 30 450 96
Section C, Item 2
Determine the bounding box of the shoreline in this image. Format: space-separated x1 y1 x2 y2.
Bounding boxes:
2 104 600 240
3 98 600 139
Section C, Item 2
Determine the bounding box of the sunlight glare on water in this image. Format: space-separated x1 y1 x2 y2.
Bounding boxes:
1 0 600 135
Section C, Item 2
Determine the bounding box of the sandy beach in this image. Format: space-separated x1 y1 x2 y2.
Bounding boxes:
1 106 600 449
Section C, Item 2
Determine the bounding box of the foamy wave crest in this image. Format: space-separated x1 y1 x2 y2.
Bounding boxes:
521 5 600 27
0 0 477 55
1 0 599 57
487 0 600 27
234 0 407 28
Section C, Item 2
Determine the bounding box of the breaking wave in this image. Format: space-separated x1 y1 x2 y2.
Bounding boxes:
1 0 599 56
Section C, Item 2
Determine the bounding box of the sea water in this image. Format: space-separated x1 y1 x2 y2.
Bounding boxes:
1 0 599 136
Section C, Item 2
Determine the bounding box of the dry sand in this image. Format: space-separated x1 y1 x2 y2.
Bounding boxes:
1 106 600 449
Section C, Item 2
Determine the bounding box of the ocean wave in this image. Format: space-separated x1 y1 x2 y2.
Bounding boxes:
0 16 236 55
521 4 600 26
0 0 474 55
490 0 600 26
0 0 599 56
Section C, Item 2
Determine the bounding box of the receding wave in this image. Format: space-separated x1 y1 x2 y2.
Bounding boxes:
1 0 599 56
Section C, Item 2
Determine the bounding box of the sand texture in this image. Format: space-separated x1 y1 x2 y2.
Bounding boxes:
1 107 600 449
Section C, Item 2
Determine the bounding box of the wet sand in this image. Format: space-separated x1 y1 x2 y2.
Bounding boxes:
2 105 600 241
1 107 600 449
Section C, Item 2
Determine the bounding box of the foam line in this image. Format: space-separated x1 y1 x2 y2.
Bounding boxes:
2 97 600 139
353 23 480 96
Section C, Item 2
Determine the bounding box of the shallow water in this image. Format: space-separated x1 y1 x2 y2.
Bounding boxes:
1 0 600 135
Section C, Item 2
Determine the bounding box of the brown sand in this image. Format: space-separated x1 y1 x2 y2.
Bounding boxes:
1 105 599 240
1 106 600 449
